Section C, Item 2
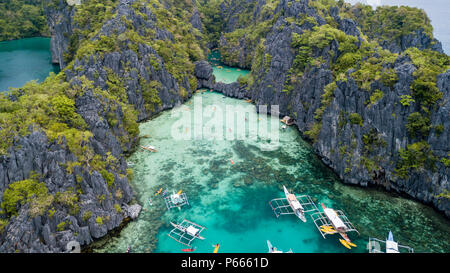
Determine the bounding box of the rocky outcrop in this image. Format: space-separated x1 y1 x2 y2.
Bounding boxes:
380 28 444 54
0 130 136 253
195 60 214 89
313 63 449 216
194 61 249 99
190 7 204 32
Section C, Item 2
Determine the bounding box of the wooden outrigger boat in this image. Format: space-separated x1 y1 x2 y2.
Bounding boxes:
269 185 319 222
319 203 358 248
141 145 157 152
168 219 206 247
163 189 189 210
386 231 399 253
368 231 414 253
267 240 293 253
310 203 359 249
170 222 205 240
269 185 318 222
283 186 306 222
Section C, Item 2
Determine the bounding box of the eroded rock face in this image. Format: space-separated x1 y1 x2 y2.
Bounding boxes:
45 0 76 68
380 28 444 54
195 60 213 80
0 130 133 253
123 204 142 219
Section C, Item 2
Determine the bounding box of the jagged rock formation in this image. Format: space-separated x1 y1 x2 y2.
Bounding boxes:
379 28 443 54
45 0 78 68
0 130 134 252
339 3 444 54
194 60 249 99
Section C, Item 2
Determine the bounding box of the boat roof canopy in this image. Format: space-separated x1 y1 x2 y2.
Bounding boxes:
291 200 302 210
323 208 347 229
386 240 399 253
186 226 199 236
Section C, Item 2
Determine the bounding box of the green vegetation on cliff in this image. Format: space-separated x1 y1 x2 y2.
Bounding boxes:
215 0 281 68
339 2 436 49
1 178 52 217
0 0 48 41
198 0 225 44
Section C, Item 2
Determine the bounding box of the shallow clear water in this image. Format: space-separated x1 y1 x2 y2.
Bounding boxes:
209 50 250 84
0 37 60 92
96 63 450 253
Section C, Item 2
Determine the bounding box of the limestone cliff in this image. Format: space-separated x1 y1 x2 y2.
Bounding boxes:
212 0 450 216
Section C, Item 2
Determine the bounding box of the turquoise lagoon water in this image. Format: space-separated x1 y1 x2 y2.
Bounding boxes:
209 50 250 84
0 37 60 92
95 64 450 253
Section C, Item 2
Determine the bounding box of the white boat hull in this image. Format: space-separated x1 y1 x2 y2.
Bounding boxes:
283 186 306 222
294 210 307 222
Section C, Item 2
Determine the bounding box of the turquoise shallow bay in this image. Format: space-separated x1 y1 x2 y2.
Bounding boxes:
209 50 249 84
95 62 450 253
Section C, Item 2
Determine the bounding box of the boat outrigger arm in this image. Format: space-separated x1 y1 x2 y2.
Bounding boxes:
311 203 359 244
168 219 206 247
164 190 189 210
269 185 319 222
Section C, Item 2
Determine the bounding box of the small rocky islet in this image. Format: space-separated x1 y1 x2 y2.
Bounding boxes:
0 0 448 253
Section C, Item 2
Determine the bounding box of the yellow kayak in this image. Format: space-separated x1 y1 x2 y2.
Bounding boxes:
320 226 336 233
177 190 183 195
154 188 163 196
347 241 357 247
339 239 351 249
321 228 336 234
213 244 220 253
321 229 336 234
